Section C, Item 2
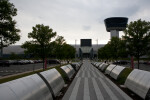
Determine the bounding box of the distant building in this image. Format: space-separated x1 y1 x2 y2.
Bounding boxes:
3 45 25 54
73 39 105 59
3 45 25 58
3 40 105 59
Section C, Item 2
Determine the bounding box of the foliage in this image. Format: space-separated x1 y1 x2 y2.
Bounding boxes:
98 37 127 60
55 35 66 45
9 52 20 59
53 36 66 59
52 36 75 60
62 44 76 59
0 0 20 46
108 37 127 59
98 43 111 60
22 24 56 69
123 19 150 68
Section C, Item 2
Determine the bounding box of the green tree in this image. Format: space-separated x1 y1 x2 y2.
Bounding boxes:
0 0 20 46
50 36 75 61
22 24 56 70
98 43 111 60
98 37 127 61
108 37 127 60
54 36 66 59
123 19 150 69
9 52 20 60
62 44 75 60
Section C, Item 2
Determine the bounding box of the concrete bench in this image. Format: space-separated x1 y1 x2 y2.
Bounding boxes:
110 65 125 80
105 64 117 75
40 68 65 97
99 63 109 71
125 69 150 99
61 65 74 79
0 74 53 100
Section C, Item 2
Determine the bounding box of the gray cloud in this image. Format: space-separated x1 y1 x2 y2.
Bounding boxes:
82 25 91 31
10 0 150 45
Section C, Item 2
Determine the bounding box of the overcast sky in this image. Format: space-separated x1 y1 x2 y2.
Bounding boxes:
10 0 150 45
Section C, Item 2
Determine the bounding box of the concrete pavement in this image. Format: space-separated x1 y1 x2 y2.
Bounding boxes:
62 60 132 100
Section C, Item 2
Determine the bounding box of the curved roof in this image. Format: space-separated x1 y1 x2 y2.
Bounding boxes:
104 17 128 32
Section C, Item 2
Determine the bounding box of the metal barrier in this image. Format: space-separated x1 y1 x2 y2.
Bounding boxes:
71 63 80 71
105 64 116 75
110 65 125 80
95 62 102 68
61 66 74 79
40 68 65 97
0 74 53 100
93 62 98 66
98 63 105 69
125 69 150 99
100 63 109 71
91 62 95 65
66 64 75 75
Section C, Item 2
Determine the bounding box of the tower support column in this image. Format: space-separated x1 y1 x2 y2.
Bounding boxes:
110 30 119 38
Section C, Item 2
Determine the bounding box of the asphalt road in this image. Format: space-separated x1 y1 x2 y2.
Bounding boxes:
0 63 58 77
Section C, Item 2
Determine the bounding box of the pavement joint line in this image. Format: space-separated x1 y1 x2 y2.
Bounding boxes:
105 77 132 100
76 70 81 77
92 78 104 100
87 71 91 78
98 78 119 100
91 70 97 78
84 78 90 100
69 77 81 100
95 70 104 79
82 71 85 77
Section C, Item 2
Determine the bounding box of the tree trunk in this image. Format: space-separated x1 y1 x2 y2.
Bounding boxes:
43 57 45 70
131 56 134 69
137 56 140 69
42 45 45 71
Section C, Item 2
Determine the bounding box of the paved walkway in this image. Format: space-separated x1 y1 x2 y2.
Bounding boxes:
62 60 132 100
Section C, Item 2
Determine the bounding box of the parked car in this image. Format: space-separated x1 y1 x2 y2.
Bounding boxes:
48 59 60 64
0 60 10 67
28 60 34 64
145 61 150 65
113 60 128 65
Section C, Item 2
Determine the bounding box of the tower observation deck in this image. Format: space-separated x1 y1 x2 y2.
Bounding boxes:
104 17 128 38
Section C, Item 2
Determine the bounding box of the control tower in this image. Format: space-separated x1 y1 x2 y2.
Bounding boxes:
104 17 128 38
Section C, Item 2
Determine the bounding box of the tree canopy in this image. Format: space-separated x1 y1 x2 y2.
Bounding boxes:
52 36 75 60
0 0 20 46
123 19 150 68
98 37 127 61
22 24 56 69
